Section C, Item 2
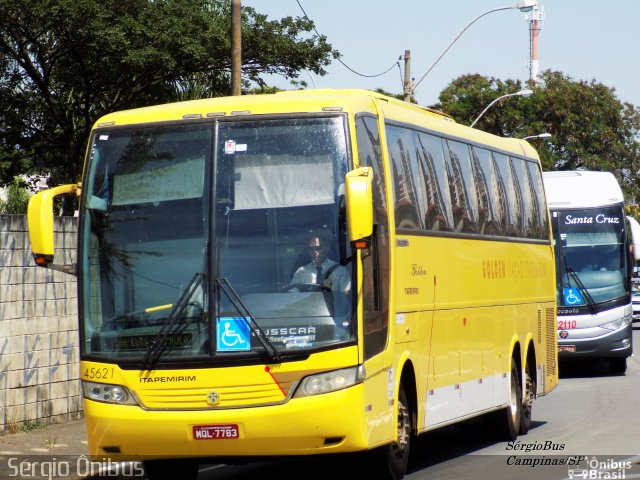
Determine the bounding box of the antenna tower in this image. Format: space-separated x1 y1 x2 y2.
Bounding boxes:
527 5 544 83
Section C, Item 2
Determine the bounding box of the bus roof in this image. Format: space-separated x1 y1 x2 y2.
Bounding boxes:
542 170 624 209
92 88 538 160
93 89 424 127
95 89 396 127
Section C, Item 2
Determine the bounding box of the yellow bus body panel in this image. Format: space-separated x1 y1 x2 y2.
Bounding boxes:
82 345 395 458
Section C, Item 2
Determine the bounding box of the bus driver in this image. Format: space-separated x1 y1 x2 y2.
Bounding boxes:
287 232 352 335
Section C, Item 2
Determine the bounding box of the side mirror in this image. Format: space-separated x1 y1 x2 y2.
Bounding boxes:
345 167 374 243
27 183 80 274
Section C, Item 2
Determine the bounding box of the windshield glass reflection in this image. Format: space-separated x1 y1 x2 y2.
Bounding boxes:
80 117 355 363
214 117 354 352
555 207 628 306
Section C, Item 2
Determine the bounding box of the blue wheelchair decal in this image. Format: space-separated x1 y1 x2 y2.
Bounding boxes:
563 288 584 306
217 317 251 352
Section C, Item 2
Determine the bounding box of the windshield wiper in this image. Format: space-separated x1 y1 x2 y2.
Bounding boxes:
105 304 173 330
565 265 597 313
143 273 205 370
216 277 281 363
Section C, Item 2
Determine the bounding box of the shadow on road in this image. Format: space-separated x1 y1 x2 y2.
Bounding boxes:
78 416 547 480
558 359 628 379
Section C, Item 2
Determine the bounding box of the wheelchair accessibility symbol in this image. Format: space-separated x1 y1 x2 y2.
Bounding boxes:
563 288 584 306
217 317 250 352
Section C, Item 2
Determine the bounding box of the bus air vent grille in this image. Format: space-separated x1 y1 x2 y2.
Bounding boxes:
545 307 557 376
135 382 288 410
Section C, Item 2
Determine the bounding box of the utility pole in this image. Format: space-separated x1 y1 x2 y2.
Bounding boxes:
403 50 412 102
231 0 242 96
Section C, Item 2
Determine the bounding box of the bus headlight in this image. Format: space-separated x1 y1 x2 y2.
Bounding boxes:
293 365 365 398
601 315 632 331
82 381 138 405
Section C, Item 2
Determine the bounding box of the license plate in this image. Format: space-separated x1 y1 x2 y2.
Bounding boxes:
193 424 239 440
558 345 576 353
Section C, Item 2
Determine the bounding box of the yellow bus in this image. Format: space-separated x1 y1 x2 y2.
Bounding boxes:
27 89 558 479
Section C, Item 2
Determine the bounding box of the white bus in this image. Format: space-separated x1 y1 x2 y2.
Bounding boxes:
629 216 640 322
628 215 640 279
543 171 633 373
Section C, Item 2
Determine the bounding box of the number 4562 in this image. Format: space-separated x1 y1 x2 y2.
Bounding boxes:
83 367 114 380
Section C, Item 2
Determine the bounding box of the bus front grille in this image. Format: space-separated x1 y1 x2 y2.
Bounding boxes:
135 383 287 410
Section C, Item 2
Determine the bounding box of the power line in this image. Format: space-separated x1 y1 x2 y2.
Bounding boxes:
295 0 401 80
339 55 401 79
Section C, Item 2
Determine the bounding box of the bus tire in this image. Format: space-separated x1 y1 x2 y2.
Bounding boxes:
520 361 534 435
143 459 199 480
375 384 411 480
495 357 522 441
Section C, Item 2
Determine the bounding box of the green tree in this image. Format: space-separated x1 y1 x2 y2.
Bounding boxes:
436 70 640 203
0 0 335 189
0 177 31 214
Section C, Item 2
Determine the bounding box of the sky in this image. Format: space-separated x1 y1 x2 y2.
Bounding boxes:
242 0 639 108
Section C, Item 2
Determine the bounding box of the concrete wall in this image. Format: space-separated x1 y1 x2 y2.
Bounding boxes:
0 215 81 432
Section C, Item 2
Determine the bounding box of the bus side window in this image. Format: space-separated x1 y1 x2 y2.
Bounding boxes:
492 152 515 237
417 132 453 232
526 161 550 240
386 125 422 230
509 157 529 238
355 116 390 360
408 129 431 232
445 140 479 234
507 157 525 237
471 146 501 236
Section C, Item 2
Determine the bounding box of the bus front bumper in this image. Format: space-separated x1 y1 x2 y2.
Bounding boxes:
84 384 386 461
557 322 632 360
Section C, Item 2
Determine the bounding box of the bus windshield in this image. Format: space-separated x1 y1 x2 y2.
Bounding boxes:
554 206 628 307
79 116 354 364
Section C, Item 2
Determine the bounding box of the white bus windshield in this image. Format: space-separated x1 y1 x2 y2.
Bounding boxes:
554 207 628 307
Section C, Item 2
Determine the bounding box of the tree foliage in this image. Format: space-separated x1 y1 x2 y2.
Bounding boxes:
435 70 640 203
0 177 30 214
0 0 335 187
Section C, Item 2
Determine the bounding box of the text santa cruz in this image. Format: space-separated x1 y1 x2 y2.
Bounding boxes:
563 214 620 225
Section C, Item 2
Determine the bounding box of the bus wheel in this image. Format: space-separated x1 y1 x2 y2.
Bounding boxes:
610 357 627 374
377 385 411 480
520 362 535 435
495 357 522 441
143 459 199 480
